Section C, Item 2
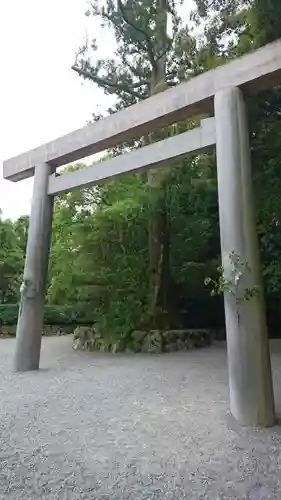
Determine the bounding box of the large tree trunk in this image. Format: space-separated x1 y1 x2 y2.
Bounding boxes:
147 0 170 328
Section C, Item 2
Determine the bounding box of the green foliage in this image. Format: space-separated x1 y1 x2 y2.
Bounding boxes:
70 0 225 336
73 0 195 110
0 304 19 325
205 252 260 303
0 215 24 303
49 171 150 344
192 0 281 300
0 304 95 326
254 0 281 45
43 0 281 342
14 215 29 252
47 153 221 342
1 0 281 347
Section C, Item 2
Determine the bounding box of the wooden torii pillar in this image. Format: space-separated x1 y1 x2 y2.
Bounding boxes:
3 39 281 427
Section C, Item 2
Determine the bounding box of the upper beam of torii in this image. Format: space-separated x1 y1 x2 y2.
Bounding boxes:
3 38 281 183
3 38 281 429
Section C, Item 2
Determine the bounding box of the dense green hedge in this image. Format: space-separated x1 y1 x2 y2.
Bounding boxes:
181 295 281 339
1 295 280 337
0 304 95 326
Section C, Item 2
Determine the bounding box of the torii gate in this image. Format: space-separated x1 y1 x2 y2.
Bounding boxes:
3 40 281 427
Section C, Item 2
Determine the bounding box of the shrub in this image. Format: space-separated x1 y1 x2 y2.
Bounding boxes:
0 303 95 326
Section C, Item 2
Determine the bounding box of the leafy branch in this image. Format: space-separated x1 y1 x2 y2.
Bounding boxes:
72 63 148 99
205 251 260 304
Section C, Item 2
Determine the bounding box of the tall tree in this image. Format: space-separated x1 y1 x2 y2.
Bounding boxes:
72 0 199 327
192 0 281 297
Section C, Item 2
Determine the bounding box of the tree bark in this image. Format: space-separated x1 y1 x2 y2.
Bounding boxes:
147 0 170 327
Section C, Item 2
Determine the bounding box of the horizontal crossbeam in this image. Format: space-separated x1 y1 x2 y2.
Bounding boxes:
3 39 281 182
48 118 216 195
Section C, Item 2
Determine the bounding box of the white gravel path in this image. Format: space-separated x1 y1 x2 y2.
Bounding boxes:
1 337 281 499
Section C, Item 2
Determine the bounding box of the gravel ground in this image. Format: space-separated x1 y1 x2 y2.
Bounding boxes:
1 337 281 500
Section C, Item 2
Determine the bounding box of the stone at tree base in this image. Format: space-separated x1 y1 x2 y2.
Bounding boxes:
165 342 178 352
72 326 95 350
162 329 211 352
185 337 195 350
130 341 142 353
141 331 163 353
71 326 212 353
111 339 126 354
132 330 147 342
176 339 186 351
